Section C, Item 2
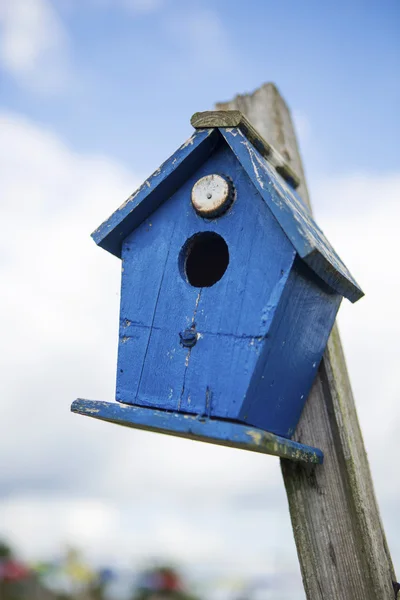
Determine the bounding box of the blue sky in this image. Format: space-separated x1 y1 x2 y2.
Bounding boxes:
2 0 399 177
0 2 399 598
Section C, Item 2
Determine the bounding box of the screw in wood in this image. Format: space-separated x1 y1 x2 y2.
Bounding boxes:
179 327 198 348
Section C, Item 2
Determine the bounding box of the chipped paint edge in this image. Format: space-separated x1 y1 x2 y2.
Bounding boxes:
71 399 323 464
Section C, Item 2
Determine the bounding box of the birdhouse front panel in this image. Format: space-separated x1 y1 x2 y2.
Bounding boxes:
116 143 298 425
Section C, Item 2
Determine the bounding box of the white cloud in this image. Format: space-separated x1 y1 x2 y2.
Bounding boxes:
0 495 119 559
312 173 400 562
0 110 138 502
0 0 69 91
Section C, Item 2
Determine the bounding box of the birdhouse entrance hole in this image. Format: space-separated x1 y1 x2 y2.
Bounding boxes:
182 232 229 287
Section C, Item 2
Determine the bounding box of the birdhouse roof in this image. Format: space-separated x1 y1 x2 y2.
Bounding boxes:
92 111 363 302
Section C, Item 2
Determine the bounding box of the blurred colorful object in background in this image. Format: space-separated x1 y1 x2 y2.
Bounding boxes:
133 565 198 600
0 540 30 582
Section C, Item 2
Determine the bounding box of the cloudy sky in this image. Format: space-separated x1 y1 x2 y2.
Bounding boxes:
0 0 399 597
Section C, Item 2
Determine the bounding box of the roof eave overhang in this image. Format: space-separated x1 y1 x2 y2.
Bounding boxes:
216 125 364 303
91 127 220 258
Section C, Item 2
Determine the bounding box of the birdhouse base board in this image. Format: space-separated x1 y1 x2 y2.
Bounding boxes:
72 399 323 464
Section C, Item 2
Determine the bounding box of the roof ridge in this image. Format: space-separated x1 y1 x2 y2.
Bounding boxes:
191 110 300 190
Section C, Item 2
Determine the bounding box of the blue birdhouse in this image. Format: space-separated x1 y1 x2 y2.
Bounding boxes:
72 111 363 464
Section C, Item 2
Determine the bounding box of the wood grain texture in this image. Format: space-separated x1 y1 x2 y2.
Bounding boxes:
191 110 244 128
191 110 300 189
71 399 324 463
216 82 396 599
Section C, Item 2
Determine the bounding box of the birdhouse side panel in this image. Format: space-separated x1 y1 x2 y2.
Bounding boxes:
240 259 342 437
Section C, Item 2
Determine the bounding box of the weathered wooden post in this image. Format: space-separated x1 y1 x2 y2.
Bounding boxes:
216 83 396 599
71 82 396 599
